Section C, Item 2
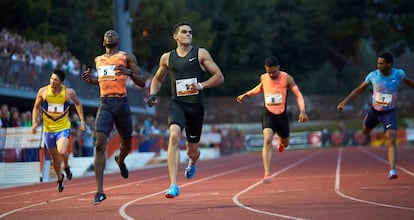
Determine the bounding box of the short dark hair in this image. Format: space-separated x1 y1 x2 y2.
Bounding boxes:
265 56 279 67
52 69 65 81
172 21 192 35
379 52 393 64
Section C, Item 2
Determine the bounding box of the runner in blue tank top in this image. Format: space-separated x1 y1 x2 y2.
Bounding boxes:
337 52 414 180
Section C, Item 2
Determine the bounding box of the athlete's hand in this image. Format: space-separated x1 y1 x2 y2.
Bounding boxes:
79 121 86 132
298 112 309 122
114 65 131 76
81 68 92 83
32 123 38 134
147 94 158 107
337 102 345 111
236 94 248 103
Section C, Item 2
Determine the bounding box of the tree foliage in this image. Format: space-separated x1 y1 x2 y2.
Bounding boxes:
1 0 413 96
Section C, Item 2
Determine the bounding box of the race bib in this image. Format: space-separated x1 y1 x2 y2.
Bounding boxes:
47 103 64 113
374 93 392 106
265 94 282 105
176 78 199 96
98 65 116 81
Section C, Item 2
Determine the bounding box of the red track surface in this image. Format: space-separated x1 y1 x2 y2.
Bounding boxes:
1 146 414 220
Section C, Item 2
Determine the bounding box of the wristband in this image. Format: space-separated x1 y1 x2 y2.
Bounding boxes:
198 83 203 90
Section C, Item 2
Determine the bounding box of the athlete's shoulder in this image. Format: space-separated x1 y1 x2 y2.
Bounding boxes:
94 54 105 63
117 51 128 56
366 69 379 78
392 67 406 76
37 85 48 93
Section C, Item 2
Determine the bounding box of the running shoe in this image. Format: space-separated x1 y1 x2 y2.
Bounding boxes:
184 164 197 179
57 174 64 192
93 192 107 205
262 175 271 184
115 156 129 178
165 184 180 198
277 144 284 153
64 167 73 180
388 169 398 180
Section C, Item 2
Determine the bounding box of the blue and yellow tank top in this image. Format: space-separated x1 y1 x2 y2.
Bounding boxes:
42 85 71 132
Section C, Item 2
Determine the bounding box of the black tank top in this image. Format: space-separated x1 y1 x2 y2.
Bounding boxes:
169 47 205 103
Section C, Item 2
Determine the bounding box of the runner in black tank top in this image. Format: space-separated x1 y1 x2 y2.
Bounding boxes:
147 22 224 198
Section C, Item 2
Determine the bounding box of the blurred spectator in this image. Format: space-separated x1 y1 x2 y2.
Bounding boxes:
19 111 32 127
1 104 12 128
11 110 20 127
81 115 95 157
70 113 82 157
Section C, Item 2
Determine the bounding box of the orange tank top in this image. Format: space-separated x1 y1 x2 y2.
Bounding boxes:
246 71 288 115
95 51 128 97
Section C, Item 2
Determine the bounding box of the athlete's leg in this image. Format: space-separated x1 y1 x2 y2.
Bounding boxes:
262 128 274 177
94 132 108 193
167 124 181 185
48 148 63 181
279 137 290 150
56 137 70 169
385 129 397 170
117 138 132 164
186 141 200 166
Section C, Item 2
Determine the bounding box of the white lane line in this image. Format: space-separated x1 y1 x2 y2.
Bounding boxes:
0 174 169 219
335 147 414 211
231 150 321 220
360 147 414 177
0 157 252 219
119 162 262 220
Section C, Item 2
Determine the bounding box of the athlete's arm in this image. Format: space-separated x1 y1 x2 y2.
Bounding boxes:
147 53 170 107
150 52 170 96
402 76 414 89
125 52 146 88
81 66 99 86
32 87 45 134
337 82 368 111
237 83 263 103
288 75 308 122
67 88 86 131
198 48 224 89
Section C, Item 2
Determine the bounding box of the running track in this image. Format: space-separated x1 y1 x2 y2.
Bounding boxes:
1 146 414 220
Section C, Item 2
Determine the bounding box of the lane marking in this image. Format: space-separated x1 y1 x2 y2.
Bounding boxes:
360 147 414 177
335 147 414 211
119 162 262 220
0 155 258 219
231 150 321 220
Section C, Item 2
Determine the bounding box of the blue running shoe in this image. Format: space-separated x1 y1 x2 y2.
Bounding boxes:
388 169 398 180
185 164 197 179
165 184 180 198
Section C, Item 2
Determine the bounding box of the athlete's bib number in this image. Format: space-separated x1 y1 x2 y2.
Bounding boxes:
374 93 392 106
176 78 199 96
47 103 64 113
265 94 282 105
98 65 116 81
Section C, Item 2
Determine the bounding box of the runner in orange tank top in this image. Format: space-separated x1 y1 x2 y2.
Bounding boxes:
81 30 147 204
237 56 308 184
